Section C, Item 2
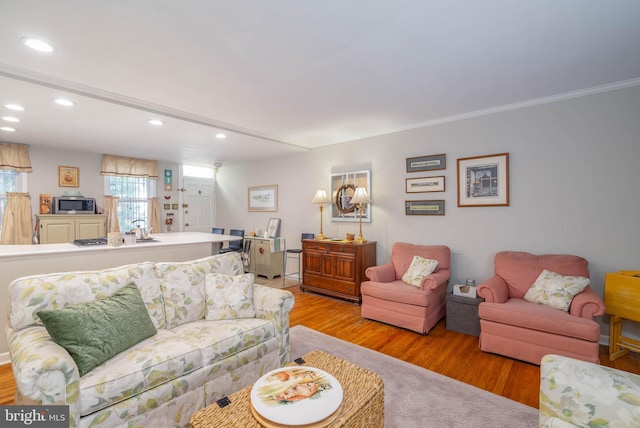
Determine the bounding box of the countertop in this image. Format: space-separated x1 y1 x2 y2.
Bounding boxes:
0 232 241 259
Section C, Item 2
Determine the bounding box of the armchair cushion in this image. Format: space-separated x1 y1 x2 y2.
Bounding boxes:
402 255 439 286
391 243 450 280
524 270 590 311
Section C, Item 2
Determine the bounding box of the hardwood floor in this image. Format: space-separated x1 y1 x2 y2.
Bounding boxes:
279 279 640 409
2 278 639 410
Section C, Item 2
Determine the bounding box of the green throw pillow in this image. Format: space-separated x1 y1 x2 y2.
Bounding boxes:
37 283 157 376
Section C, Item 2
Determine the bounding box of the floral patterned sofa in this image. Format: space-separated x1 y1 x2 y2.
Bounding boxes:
539 354 640 427
6 252 294 427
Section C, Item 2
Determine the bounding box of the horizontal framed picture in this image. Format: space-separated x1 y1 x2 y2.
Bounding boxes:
457 153 509 207
405 200 445 216
248 184 278 212
406 154 446 173
163 203 170 210
405 176 445 193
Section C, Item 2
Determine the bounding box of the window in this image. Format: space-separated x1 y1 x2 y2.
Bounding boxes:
105 176 156 232
0 170 26 232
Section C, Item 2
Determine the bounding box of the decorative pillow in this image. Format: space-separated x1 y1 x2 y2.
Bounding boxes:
37 283 157 377
205 273 256 320
402 255 439 287
524 269 590 311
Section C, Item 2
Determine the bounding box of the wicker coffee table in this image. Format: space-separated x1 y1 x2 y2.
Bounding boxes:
190 350 384 427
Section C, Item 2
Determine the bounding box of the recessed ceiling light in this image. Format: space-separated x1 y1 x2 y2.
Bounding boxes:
2 116 20 123
54 98 75 107
5 104 25 111
215 133 227 139
148 119 164 126
0 127 17 132
21 37 54 53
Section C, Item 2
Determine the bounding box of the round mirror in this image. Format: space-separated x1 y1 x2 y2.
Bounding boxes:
335 184 356 214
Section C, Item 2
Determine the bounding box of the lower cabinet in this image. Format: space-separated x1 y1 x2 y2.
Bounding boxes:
301 240 376 303
37 214 107 244
246 237 284 279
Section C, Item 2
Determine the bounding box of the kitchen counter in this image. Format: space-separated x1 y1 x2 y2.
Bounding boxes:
0 232 242 359
0 232 240 258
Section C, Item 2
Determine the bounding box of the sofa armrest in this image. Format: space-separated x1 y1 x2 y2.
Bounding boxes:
569 286 605 319
539 354 640 428
253 284 295 366
365 263 396 283
477 276 509 303
7 326 81 426
421 269 450 290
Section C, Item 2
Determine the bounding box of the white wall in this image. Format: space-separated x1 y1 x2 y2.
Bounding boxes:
26 148 179 231
216 85 640 339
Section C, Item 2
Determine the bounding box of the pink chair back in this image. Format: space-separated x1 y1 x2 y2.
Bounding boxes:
391 243 451 280
494 251 589 299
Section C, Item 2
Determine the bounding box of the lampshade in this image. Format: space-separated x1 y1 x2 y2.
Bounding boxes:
351 187 371 204
311 189 330 204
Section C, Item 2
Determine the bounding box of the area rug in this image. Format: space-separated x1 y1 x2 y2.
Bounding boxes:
289 325 538 428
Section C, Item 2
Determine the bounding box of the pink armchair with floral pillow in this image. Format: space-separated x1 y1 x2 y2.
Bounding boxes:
361 243 451 334
477 251 606 365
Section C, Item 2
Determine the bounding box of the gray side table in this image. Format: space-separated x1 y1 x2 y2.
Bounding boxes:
445 293 484 336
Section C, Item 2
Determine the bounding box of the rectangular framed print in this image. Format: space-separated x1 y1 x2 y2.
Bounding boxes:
406 176 445 193
406 154 446 173
405 200 445 215
248 184 278 212
457 153 509 207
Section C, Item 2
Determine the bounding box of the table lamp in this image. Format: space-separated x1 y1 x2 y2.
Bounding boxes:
311 189 330 240
351 187 371 244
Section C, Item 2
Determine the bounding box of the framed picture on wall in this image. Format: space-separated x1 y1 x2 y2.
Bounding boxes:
405 200 445 215
457 153 509 207
406 154 446 173
405 176 445 193
248 184 278 212
58 166 79 187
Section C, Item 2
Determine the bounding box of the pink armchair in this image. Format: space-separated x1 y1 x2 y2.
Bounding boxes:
477 251 606 364
361 243 451 334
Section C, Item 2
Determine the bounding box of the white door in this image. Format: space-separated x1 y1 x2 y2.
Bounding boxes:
182 177 214 232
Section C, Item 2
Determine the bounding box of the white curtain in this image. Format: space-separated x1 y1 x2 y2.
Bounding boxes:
100 154 158 179
0 143 32 172
103 195 120 233
1 192 33 244
148 197 161 233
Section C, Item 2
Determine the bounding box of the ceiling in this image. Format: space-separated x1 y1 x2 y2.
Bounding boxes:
1 1 640 166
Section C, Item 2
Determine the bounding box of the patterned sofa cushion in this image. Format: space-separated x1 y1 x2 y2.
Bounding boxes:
155 259 210 329
170 318 276 366
79 330 202 416
9 262 165 330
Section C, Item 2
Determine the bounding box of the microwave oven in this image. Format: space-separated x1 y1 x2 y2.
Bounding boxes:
52 197 96 214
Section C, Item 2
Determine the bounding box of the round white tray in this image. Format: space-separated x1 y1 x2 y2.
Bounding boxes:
250 366 343 426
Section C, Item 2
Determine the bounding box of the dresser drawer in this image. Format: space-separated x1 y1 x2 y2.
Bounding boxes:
303 241 330 253
303 275 358 296
330 244 356 255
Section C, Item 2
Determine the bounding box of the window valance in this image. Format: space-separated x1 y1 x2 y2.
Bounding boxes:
0 142 32 172
100 154 158 179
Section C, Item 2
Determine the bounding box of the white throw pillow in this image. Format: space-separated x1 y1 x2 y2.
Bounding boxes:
524 269 590 311
205 273 255 320
402 255 439 287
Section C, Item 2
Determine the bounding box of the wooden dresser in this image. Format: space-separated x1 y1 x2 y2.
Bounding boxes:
301 239 376 303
